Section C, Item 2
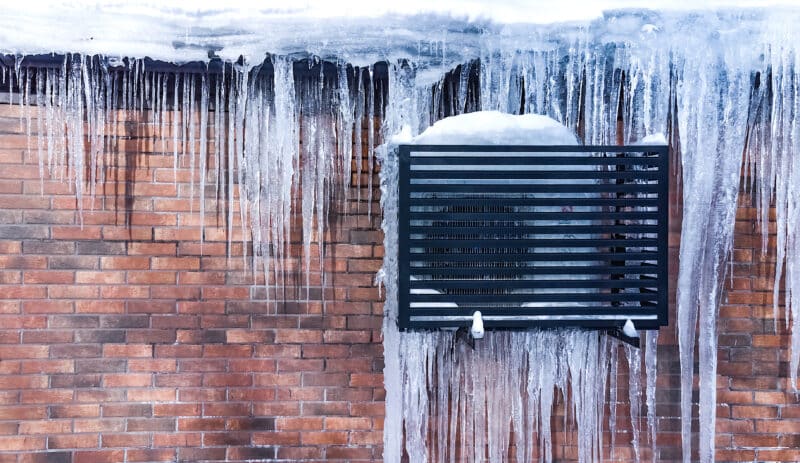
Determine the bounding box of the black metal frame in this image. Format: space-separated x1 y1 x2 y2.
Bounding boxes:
397 144 669 337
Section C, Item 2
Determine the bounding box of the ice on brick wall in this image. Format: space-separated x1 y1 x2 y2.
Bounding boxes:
6 4 800 463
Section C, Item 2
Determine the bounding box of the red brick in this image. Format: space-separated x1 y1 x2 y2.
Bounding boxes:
150 286 200 300
202 373 252 387
0 271 21 285
0 436 46 451
0 345 48 358
301 431 348 445
127 242 177 255
20 390 73 404
229 359 276 372
51 226 103 240
49 404 100 418
732 405 779 419
126 389 176 402
0 285 47 298
23 271 75 284
20 360 73 374
350 430 382 445
151 257 199 270
153 403 200 417
47 434 99 449
101 433 149 448
177 271 225 285
152 432 202 447
103 374 152 388
75 301 125 313
202 344 252 357
103 344 153 358
101 403 152 418
100 256 150 270
0 301 20 314
127 271 176 284
252 432 301 446
275 329 322 343
75 271 125 284
177 301 224 314
0 375 48 389
48 285 99 299
177 418 226 431
277 417 324 431
349 373 383 387
0 406 48 420
18 420 71 435
128 359 176 373
127 449 176 462
74 450 125 463
225 329 273 343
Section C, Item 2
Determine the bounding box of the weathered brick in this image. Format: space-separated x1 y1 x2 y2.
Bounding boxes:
47 434 99 449
73 450 125 463
50 344 102 359
75 241 127 255
75 359 126 374
22 240 75 255
50 374 101 388
48 256 98 270
48 404 100 418
99 315 150 328
0 225 48 239
100 433 149 448
49 315 99 329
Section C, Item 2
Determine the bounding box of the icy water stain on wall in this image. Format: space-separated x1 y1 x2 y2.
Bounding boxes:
3 7 800 463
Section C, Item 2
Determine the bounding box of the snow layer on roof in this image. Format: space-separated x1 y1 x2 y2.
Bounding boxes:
2 1 800 68
411 111 577 145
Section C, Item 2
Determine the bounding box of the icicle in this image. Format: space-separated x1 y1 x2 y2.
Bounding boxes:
198 74 209 251
188 73 197 213
233 65 249 268
35 68 45 194
645 330 659 463
366 66 375 221
22 67 32 181
674 26 751 462
609 342 619 459
336 63 354 213
225 66 237 261
353 67 364 211
172 72 180 184
626 344 642 463
300 69 318 296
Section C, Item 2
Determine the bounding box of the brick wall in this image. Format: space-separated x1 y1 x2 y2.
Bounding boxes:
0 97 798 463
0 103 385 462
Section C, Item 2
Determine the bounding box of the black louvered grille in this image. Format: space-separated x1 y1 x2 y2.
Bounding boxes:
397 144 669 331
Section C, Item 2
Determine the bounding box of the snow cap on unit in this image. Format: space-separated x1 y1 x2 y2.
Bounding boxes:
411 111 578 146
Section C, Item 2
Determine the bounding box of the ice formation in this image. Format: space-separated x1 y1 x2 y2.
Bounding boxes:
2 3 800 462
378 110 653 462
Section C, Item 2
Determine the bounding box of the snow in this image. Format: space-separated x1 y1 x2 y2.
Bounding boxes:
410 111 577 145
639 132 667 145
1 2 799 79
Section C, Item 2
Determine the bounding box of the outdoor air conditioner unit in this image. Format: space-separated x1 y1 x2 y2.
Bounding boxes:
396 144 669 344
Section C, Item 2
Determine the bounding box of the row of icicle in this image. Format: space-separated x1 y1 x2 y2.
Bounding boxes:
0 55 381 302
